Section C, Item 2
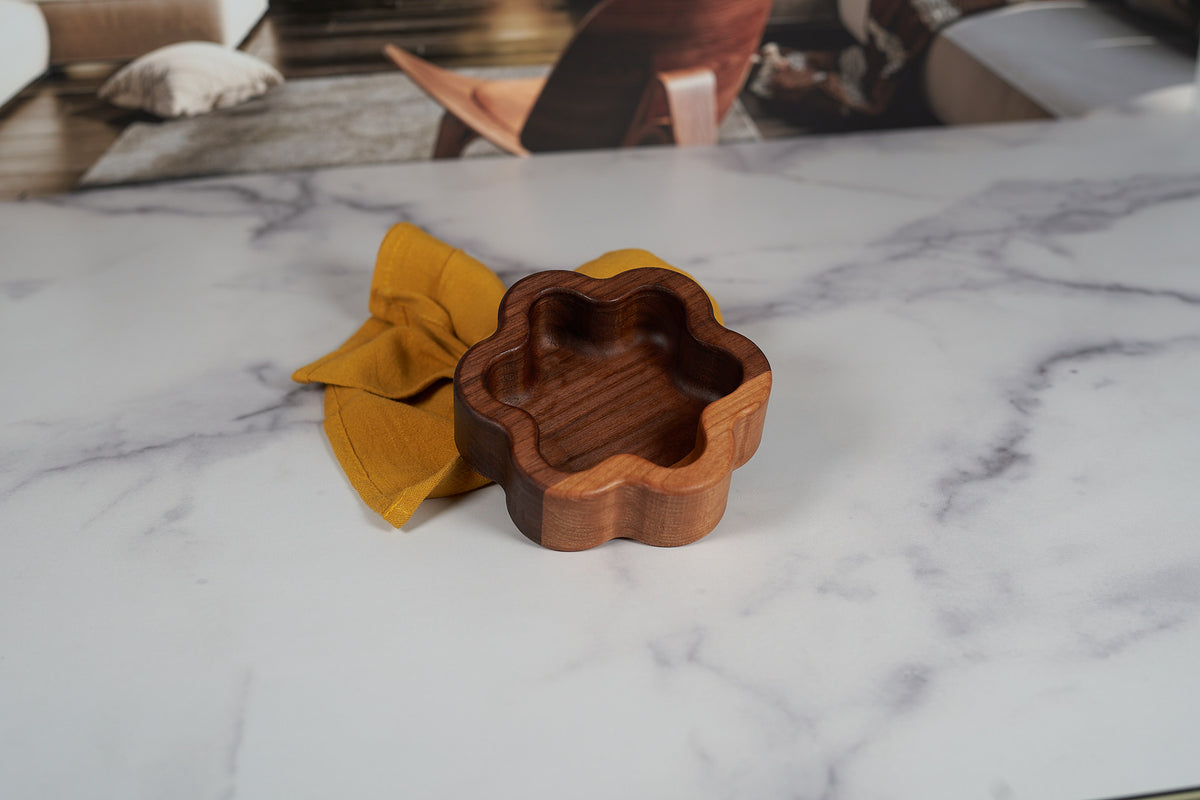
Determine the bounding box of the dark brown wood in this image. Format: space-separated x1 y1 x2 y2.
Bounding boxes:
385 0 774 156
522 0 773 152
431 112 479 158
454 267 771 551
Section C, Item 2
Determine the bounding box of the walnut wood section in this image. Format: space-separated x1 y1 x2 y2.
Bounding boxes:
383 0 773 157
454 268 771 551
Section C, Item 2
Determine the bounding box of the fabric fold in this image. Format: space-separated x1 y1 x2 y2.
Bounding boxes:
294 223 723 529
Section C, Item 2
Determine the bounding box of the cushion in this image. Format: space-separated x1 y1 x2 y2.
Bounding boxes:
99 41 282 118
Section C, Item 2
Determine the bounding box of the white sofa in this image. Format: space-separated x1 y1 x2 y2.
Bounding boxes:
0 0 49 108
838 0 1198 123
1 0 268 108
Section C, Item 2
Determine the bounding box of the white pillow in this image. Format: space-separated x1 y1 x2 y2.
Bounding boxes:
99 41 283 118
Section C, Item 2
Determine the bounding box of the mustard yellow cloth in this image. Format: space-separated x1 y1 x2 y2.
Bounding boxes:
294 223 722 528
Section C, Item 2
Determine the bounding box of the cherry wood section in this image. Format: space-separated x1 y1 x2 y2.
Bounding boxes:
454 268 771 551
384 0 773 156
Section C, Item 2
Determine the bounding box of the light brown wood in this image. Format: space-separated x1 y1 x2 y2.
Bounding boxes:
385 0 773 157
658 69 720 146
623 67 719 147
383 43 530 156
472 77 544 130
454 267 771 551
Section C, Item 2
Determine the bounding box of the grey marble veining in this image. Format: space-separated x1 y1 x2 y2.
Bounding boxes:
2 114 1199 800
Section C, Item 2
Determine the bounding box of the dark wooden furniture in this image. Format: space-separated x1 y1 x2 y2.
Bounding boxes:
384 0 774 157
454 268 772 551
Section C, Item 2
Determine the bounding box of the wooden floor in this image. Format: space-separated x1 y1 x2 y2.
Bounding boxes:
0 0 835 201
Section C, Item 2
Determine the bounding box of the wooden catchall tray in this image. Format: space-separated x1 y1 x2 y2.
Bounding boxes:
454 267 771 551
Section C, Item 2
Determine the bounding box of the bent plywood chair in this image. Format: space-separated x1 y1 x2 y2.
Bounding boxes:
383 0 773 158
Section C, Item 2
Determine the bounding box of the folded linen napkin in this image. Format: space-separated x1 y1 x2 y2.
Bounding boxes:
294 223 723 528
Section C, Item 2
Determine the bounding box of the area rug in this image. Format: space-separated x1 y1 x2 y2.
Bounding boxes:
78 67 762 188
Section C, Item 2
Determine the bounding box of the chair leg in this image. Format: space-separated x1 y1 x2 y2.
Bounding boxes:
623 67 719 148
659 68 718 146
433 111 480 159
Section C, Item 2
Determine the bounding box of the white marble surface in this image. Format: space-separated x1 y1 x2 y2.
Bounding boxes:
2 113 1200 800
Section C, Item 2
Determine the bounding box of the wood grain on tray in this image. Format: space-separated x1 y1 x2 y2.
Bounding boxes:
454 267 771 551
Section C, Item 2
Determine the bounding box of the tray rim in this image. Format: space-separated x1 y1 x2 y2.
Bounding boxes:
454 267 772 550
